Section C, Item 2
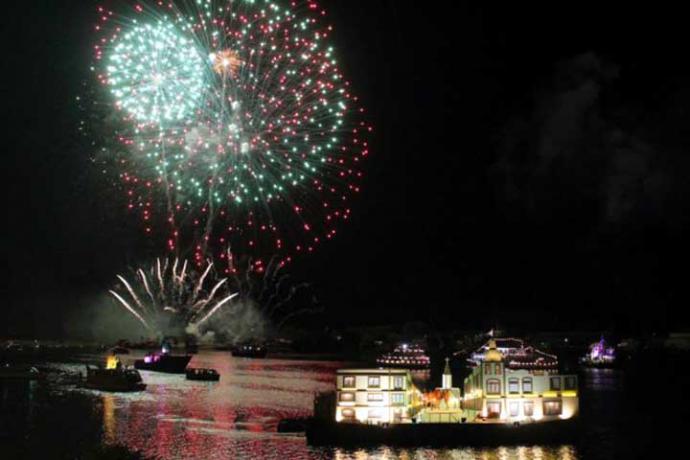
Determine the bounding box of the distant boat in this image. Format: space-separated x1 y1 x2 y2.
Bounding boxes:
232 342 268 358
580 337 616 368
134 350 192 373
376 342 431 369
0 364 42 380
186 368 220 381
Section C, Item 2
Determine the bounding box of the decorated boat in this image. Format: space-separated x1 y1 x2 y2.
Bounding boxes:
375 342 431 369
134 343 191 373
580 336 616 367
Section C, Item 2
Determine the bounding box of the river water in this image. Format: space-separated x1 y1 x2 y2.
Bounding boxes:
0 350 684 459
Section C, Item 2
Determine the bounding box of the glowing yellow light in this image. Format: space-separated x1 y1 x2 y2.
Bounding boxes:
106 355 119 370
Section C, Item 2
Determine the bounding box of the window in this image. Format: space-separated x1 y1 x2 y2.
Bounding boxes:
367 392 384 402
494 363 502 374
484 363 492 375
343 376 355 388
550 377 561 391
523 401 534 416
487 402 501 418
486 379 501 395
393 376 405 389
543 400 562 416
341 409 355 419
508 378 519 394
391 393 405 405
509 401 519 417
367 409 382 419
564 376 576 390
368 376 380 388
339 392 355 402
522 377 533 393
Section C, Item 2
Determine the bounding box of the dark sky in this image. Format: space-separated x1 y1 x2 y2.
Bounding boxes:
3 1 689 338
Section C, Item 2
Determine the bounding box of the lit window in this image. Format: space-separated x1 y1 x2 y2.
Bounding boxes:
486 379 501 395
391 393 405 405
522 377 533 393
367 409 382 419
343 376 355 388
523 401 534 416
509 401 519 417
487 402 501 418
550 377 561 391
367 392 384 402
544 400 562 415
393 376 405 389
508 378 519 394
368 376 380 388
564 376 576 390
339 392 355 402
341 409 355 419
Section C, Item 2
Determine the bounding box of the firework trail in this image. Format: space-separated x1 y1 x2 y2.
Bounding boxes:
110 257 237 336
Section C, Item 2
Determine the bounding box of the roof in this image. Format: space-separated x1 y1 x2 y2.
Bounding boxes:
337 368 411 375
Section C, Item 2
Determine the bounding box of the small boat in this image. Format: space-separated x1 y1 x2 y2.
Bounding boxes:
134 350 192 373
231 342 268 358
185 368 220 381
83 356 146 392
0 364 42 380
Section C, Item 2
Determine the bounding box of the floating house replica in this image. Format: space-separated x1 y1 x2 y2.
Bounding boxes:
335 368 423 424
335 339 578 426
463 340 578 422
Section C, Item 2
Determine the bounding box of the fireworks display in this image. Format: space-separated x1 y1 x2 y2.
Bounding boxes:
93 0 371 266
110 257 237 336
110 251 317 339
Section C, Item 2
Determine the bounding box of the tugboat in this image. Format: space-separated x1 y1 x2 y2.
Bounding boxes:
84 356 146 392
231 342 268 358
0 363 42 380
186 368 220 381
376 342 431 369
134 342 192 373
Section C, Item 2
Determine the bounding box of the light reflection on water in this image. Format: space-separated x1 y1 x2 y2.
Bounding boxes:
27 351 580 459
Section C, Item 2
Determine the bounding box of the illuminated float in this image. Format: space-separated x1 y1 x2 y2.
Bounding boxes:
580 336 616 367
375 342 431 369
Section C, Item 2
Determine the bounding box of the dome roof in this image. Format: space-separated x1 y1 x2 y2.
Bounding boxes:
484 340 503 362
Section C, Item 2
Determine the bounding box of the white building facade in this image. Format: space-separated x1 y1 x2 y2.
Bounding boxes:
335 369 422 424
463 340 579 423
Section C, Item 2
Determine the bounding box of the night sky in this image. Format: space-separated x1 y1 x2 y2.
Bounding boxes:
4 1 689 338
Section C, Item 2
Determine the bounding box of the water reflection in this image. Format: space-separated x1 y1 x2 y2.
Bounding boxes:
331 445 577 460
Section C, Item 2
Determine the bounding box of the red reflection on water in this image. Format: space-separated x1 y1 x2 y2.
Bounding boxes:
97 352 340 458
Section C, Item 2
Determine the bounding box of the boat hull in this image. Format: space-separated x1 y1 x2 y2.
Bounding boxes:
306 419 582 447
134 355 192 373
83 369 146 392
